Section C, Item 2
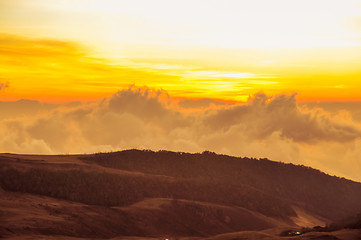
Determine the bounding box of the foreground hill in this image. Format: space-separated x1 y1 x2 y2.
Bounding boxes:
0 150 361 239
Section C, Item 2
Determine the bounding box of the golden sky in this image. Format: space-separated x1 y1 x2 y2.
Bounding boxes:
1 0 361 102
1 1 361 181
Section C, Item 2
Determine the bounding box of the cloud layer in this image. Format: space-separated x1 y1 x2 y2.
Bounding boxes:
1 87 361 181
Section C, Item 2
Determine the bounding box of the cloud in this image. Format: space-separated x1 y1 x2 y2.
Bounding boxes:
0 99 56 119
0 34 183 101
203 93 361 143
0 83 8 91
0 87 361 181
178 98 229 109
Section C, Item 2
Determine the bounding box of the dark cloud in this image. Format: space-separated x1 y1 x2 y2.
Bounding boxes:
0 83 8 91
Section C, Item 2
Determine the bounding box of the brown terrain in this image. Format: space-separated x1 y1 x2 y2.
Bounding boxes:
0 150 361 240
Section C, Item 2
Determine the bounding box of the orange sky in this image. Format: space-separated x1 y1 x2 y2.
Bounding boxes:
2 1 361 181
0 0 361 103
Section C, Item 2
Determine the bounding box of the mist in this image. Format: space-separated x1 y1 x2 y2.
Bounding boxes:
1 86 361 181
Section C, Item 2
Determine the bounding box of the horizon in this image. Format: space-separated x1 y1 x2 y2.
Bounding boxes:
2 149 361 185
1 0 361 182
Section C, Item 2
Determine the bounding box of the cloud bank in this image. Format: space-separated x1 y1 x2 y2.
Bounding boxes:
1 87 361 181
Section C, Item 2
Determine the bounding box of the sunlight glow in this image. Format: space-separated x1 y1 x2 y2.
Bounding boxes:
0 0 360 102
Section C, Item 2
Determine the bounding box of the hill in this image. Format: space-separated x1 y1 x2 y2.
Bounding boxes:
1 150 361 239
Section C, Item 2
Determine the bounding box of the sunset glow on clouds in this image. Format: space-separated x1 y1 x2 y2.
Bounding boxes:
1 33 361 102
1 87 361 182
1 0 361 181
1 0 361 102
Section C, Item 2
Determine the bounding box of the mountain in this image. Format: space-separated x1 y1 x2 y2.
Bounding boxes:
1 149 361 239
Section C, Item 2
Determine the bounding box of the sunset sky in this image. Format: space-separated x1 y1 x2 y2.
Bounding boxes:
1 0 361 102
1 0 361 181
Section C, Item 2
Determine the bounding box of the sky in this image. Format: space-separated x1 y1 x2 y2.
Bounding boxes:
1 0 361 181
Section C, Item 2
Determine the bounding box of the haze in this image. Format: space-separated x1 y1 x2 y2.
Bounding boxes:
1 0 361 182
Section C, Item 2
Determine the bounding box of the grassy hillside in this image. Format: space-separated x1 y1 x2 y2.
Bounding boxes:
81 150 361 221
1 150 361 239
0 158 294 218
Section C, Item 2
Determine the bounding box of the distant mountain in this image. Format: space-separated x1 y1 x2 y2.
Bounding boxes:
1 150 361 239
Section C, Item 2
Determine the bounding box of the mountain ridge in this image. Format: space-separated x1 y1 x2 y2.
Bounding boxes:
1 150 361 239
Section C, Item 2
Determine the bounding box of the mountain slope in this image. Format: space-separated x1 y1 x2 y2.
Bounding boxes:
81 150 361 221
1 150 361 239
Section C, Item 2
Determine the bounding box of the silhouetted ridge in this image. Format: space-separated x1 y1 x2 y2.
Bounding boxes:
1 150 361 225
81 149 361 221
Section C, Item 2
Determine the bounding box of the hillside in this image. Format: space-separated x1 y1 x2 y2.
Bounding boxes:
1 150 361 239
